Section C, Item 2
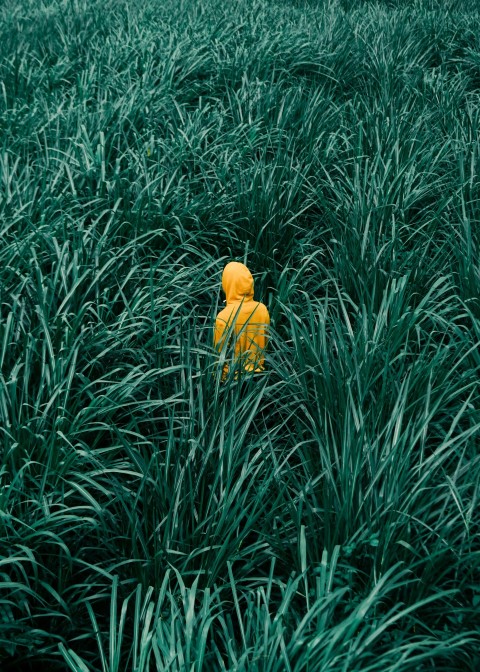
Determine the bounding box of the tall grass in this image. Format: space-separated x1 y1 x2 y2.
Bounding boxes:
1 0 480 669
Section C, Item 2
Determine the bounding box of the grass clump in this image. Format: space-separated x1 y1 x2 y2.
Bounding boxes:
1 0 480 669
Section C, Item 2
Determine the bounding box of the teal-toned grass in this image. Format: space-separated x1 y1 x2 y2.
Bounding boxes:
1 0 480 669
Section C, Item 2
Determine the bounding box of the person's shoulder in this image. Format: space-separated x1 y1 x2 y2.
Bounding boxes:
255 302 270 320
216 305 233 323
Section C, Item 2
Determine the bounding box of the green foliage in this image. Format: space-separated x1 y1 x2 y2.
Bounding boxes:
1 0 480 669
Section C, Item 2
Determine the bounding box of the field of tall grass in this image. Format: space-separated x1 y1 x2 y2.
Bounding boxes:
1 0 480 669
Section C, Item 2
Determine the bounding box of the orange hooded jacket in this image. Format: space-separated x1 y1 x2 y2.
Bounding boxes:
213 262 270 377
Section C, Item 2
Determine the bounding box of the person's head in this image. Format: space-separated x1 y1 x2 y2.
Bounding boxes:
222 262 254 303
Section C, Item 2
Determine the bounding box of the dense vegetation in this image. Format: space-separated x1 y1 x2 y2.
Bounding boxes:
1 0 480 669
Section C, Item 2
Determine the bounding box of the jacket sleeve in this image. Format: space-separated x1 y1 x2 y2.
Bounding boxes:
254 307 270 350
213 317 227 352
213 317 230 380
245 307 270 370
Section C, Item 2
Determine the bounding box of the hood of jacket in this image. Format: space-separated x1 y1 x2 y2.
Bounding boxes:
222 262 254 304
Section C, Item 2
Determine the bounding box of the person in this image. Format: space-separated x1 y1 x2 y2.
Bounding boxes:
213 261 270 380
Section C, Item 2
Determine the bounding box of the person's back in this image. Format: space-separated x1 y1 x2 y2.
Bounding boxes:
213 262 270 377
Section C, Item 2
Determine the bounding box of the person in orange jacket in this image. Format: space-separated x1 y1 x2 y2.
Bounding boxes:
213 261 270 379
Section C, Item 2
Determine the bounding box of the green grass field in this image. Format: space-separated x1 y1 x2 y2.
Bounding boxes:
1 0 480 669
